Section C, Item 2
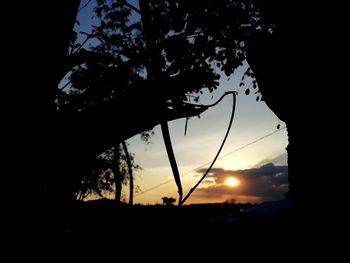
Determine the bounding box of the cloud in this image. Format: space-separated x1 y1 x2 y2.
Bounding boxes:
270 152 288 166
255 152 288 167
202 179 215 184
192 163 288 203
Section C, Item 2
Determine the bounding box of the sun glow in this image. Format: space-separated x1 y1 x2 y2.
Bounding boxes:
225 177 240 187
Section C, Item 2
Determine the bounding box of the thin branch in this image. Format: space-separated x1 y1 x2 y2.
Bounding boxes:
78 0 92 14
183 91 236 109
122 0 141 14
184 117 189 136
78 0 93 13
73 35 94 53
58 81 72 91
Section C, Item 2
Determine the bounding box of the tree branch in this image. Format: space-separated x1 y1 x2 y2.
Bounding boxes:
78 0 93 13
180 92 237 205
58 80 72 91
121 0 141 14
161 121 183 205
183 91 237 109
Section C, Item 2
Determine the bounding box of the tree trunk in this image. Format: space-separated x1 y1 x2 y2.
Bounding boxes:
246 0 338 221
31 0 81 235
139 0 184 205
122 141 134 206
113 145 122 205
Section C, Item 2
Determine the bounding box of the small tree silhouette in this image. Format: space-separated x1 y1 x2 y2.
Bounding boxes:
74 144 140 204
228 198 237 204
162 197 176 206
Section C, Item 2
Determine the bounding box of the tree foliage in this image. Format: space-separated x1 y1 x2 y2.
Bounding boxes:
59 0 268 118
75 143 140 201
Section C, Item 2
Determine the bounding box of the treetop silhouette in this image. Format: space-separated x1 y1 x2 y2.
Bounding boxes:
54 0 267 202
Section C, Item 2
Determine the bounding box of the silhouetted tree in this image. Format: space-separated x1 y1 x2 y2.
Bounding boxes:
122 141 134 205
38 0 343 233
227 198 237 204
59 0 266 203
74 143 140 204
162 197 176 206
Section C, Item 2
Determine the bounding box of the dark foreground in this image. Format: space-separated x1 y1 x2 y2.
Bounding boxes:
21 198 342 259
43 199 293 237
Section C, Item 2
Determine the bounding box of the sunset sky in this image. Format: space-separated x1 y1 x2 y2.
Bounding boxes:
127 75 288 205
74 0 289 205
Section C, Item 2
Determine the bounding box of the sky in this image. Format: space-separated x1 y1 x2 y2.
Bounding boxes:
74 0 289 205
127 75 288 205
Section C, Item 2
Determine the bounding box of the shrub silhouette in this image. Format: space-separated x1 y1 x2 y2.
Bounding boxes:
162 197 176 206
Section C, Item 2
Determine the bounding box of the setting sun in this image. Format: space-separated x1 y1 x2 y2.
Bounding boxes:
225 177 240 187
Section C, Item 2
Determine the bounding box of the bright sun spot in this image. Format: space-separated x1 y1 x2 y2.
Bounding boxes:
225 177 240 187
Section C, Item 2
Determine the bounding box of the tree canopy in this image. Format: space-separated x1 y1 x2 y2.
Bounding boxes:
59 0 267 130
52 0 268 202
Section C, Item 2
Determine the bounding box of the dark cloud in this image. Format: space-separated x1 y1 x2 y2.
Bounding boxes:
193 163 288 202
202 179 215 184
196 163 287 183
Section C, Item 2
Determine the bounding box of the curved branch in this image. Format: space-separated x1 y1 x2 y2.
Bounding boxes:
180 92 237 205
183 91 236 109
